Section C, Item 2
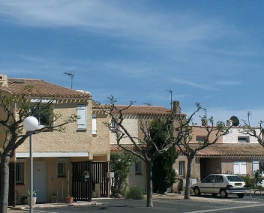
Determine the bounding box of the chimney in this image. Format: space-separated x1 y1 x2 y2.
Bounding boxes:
226 120 232 127
172 100 180 113
0 74 8 87
201 118 208 126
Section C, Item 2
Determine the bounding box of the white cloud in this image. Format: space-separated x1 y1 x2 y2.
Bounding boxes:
216 81 240 86
170 78 218 90
0 1 240 49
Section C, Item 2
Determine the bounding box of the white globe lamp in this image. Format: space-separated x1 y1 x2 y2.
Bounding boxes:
23 116 38 132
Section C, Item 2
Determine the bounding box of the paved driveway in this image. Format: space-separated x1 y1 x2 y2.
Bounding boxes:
8 193 264 213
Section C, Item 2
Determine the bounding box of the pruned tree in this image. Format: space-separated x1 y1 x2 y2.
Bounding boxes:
177 109 232 199
0 85 77 213
100 96 223 207
240 120 264 146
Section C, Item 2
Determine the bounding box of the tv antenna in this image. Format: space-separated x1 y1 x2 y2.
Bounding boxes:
64 72 74 89
166 89 172 111
247 111 251 126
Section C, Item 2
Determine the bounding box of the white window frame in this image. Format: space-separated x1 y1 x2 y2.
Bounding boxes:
92 114 97 134
233 162 246 175
77 105 87 129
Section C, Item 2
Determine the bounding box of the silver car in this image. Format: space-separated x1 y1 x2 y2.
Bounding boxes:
191 174 246 198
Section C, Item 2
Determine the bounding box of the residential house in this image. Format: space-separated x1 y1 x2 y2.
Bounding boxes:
110 103 178 191
173 122 264 192
0 74 110 205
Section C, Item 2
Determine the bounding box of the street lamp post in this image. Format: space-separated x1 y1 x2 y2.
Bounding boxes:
23 116 38 213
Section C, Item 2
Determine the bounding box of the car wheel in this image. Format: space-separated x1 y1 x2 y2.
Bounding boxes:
220 189 228 198
237 193 244 198
194 187 201 196
212 193 217 197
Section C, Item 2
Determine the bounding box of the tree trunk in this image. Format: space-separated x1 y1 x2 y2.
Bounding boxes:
146 160 153 207
184 154 195 199
0 155 10 213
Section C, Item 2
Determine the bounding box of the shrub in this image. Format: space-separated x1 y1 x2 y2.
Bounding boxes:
125 186 144 200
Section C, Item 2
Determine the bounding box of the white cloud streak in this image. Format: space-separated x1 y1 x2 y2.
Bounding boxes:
170 78 218 90
0 1 240 50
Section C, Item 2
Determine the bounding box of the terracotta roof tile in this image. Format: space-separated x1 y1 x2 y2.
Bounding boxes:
1 78 91 99
110 144 144 152
193 143 264 157
115 105 172 115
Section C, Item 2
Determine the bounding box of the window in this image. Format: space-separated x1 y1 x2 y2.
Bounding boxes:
215 175 223 183
179 161 185 176
252 161 264 175
196 136 206 142
92 114 97 134
238 136 249 142
233 162 246 175
16 162 24 184
77 105 87 129
111 118 116 129
30 104 53 127
57 163 66 177
135 161 142 174
203 175 215 183
57 158 68 177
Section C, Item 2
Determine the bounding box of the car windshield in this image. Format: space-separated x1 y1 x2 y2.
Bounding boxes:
226 175 243 182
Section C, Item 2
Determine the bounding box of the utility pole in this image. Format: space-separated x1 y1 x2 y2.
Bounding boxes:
166 89 172 111
64 72 74 89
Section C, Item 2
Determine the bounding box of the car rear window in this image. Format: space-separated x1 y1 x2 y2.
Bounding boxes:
226 175 243 182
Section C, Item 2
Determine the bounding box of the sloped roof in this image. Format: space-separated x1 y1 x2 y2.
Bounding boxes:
111 144 139 152
114 105 172 115
1 78 91 99
111 143 264 158
194 143 264 157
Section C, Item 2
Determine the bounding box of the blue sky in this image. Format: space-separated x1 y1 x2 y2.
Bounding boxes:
0 0 263 125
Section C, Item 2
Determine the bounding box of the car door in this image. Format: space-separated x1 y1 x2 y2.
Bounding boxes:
200 175 215 193
213 175 224 193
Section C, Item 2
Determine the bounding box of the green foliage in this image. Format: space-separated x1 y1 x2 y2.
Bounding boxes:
239 174 255 188
110 151 137 197
150 119 178 194
239 170 264 188
125 186 144 200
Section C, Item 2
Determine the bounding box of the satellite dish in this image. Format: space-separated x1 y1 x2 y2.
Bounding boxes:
230 116 239 126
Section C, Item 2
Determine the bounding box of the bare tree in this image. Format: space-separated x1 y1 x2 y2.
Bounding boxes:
0 85 77 213
240 120 264 145
177 113 232 199
101 97 224 207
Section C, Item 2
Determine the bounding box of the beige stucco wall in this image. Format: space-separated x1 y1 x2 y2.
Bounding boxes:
127 158 146 191
110 116 138 144
17 102 95 157
16 156 88 204
190 126 223 143
92 112 110 161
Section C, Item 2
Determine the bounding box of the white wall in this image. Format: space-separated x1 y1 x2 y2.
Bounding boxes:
223 127 260 143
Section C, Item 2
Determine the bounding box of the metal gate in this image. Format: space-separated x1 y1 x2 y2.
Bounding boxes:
72 161 92 201
92 162 108 197
72 161 109 201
